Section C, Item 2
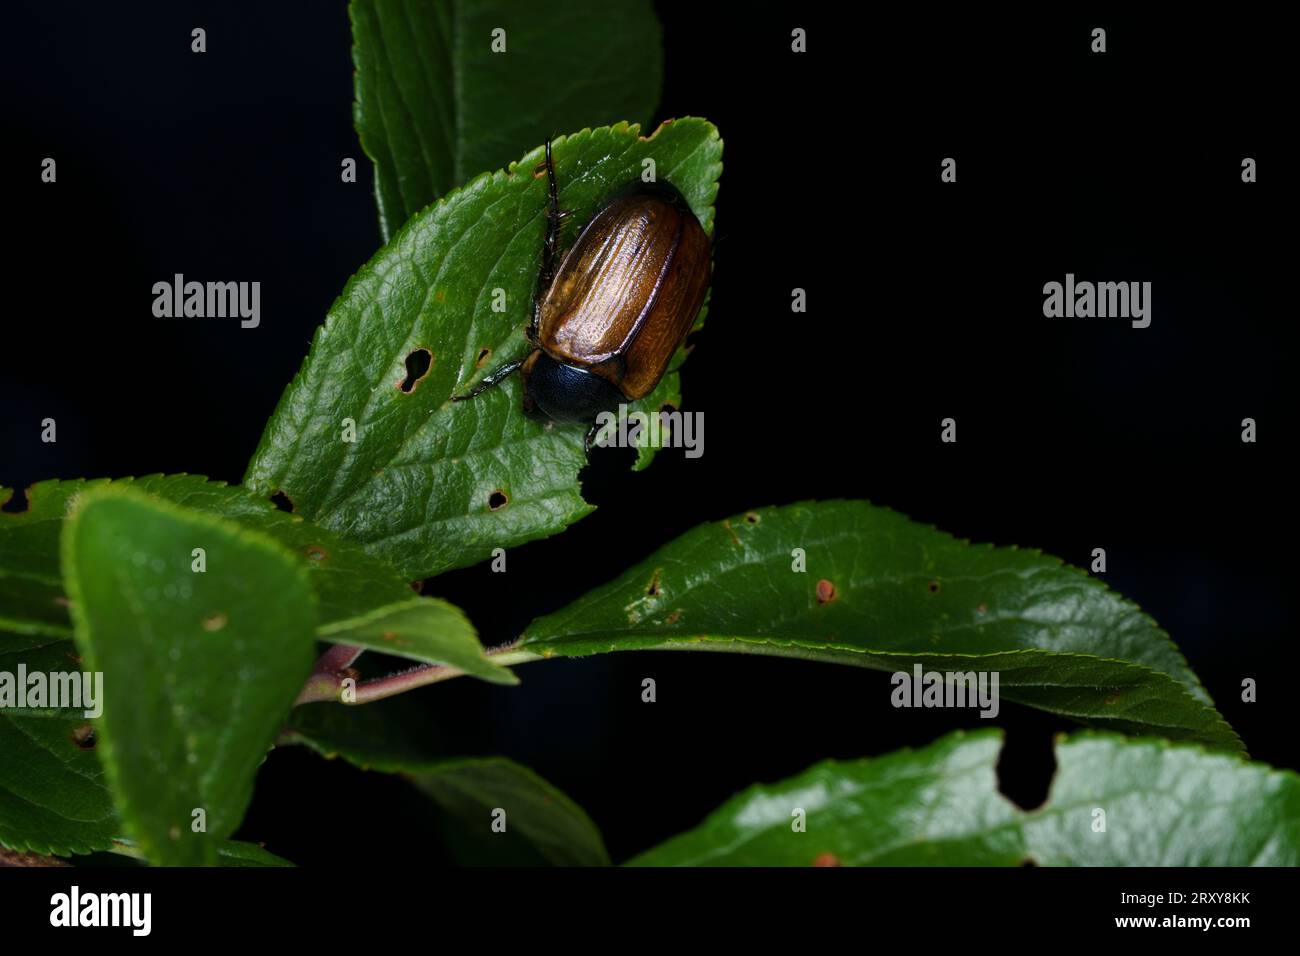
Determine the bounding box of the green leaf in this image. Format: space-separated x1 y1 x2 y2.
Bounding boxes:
245 120 722 580
409 757 609 866
0 637 299 864
519 501 1241 752
61 487 317 865
108 839 295 868
351 0 664 239
280 693 446 768
214 840 295 867
1 476 505 679
318 597 517 685
630 730 1300 866
0 638 117 857
281 708 608 865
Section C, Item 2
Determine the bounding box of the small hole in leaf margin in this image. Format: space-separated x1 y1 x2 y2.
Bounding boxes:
1 487 30 514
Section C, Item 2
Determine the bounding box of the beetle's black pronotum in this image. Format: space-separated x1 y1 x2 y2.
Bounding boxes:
453 140 711 443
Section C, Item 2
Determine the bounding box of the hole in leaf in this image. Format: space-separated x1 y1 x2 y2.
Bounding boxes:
269 491 295 513
646 570 662 597
1 487 30 514
816 579 836 604
927 580 940 594
577 443 637 506
488 490 508 511
996 729 1057 812
744 512 760 525
71 725 96 750
398 348 433 393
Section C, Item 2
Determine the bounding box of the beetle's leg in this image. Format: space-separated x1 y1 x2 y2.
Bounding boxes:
451 358 525 402
583 421 601 454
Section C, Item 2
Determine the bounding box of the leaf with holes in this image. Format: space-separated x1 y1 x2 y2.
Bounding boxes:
517 501 1241 752
61 486 317 865
351 0 663 239
244 120 722 580
0 476 506 681
281 708 608 865
630 730 1300 866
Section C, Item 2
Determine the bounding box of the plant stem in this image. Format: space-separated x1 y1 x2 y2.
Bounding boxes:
293 643 541 706
294 643 365 705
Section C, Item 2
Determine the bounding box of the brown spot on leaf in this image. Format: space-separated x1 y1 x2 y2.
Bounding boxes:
53 596 70 608
816 579 837 604
1103 691 1122 706
976 602 988 614
435 289 446 303
723 520 740 547
639 118 674 140
665 610 683 626
410 580 424 593
927 580 940 594
71 725 96 750
646 569 662 597
811 852 841 867
306 546 328 562
202 612 228 632
476 347 492 368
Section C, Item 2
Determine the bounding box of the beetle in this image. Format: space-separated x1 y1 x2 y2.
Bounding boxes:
452 139 711 446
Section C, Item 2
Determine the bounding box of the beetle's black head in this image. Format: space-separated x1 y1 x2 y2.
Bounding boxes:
613 177 694 214
525 352 624 423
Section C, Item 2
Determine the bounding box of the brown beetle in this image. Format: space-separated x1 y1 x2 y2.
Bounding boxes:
453 140 710 441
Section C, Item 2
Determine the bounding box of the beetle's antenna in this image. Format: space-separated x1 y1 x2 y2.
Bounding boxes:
538 138 562 291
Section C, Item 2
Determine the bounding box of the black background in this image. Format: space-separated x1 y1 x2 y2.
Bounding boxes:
3 2 1293 867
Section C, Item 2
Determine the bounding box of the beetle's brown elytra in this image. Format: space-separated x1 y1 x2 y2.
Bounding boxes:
452 139 711 444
